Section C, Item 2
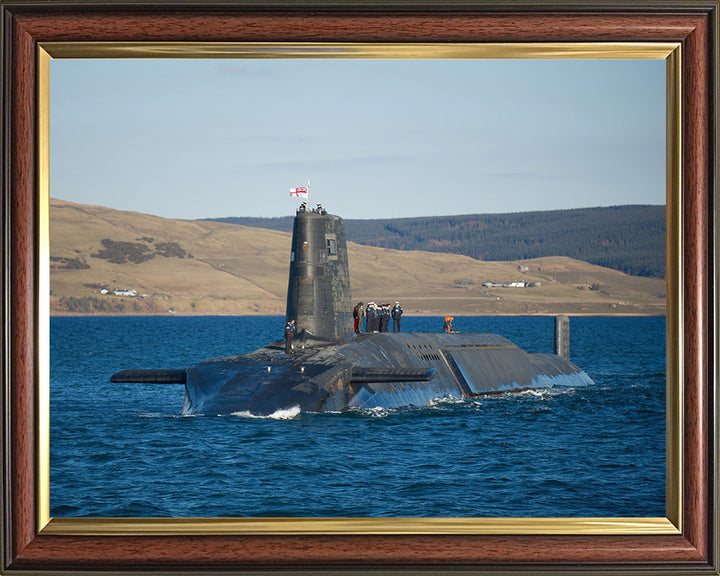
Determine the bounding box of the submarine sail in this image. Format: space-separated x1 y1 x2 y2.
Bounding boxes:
285 207 352 340
112 205 594 415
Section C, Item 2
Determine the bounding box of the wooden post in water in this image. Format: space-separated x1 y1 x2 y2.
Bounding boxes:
554 315 570 360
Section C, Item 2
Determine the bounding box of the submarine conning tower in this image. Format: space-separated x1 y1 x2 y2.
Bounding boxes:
285 207 353 340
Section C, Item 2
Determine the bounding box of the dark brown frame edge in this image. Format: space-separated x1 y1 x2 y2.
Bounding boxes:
1 1 717 574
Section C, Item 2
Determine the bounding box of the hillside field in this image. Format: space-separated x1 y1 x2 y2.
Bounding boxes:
49 198 666 317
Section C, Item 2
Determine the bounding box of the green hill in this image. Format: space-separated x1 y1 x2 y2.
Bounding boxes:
207 205 665 279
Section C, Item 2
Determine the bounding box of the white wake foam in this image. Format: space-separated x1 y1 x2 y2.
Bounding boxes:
231 405 301 420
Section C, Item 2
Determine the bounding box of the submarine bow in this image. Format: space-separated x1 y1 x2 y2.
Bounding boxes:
111 206 594 416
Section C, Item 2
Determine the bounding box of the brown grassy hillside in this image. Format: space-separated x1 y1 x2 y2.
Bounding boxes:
49 198 666 316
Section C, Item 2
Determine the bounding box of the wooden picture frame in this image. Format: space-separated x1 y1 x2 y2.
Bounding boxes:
1 1 717 573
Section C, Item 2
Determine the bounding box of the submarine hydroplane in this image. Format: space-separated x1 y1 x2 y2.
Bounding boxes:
112 206 594 415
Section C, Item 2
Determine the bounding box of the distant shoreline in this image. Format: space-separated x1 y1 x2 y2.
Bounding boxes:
49 198 667 319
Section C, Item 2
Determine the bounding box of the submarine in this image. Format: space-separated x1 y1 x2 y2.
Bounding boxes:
111 205 594 416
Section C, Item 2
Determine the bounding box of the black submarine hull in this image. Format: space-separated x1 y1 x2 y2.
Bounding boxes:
112 206 595 416
171 331 591 416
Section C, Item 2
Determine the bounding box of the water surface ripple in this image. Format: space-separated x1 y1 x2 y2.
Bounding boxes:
50 315 665 517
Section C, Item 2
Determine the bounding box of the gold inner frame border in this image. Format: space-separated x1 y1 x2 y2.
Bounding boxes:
36 41 682 537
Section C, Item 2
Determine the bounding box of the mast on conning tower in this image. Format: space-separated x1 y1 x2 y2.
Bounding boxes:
289 179 311 209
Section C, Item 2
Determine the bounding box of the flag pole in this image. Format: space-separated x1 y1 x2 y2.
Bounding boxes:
307 179 311 206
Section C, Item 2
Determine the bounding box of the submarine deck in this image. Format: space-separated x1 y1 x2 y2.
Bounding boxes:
181 332 592 415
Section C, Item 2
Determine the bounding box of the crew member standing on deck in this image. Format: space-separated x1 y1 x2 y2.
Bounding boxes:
365 302 374 332
353 302 365 335
380 304 391 332
392 302 403 332
284 319 296 353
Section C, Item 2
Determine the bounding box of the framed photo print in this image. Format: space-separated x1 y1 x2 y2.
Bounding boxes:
1 1 717 574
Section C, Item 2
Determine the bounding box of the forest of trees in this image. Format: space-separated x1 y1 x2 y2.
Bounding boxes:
207 205 666 279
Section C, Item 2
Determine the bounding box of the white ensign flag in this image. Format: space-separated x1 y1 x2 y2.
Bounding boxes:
289 187 309 198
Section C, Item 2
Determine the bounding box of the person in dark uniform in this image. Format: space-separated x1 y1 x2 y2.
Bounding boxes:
365 303 373 332
391 301 403 332
379 304 391 332
284 319 296 353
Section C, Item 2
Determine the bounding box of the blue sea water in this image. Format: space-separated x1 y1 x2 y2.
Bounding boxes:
50 315 665 518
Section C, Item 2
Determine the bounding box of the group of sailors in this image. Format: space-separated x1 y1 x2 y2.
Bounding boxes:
297 202 327 215
286 307 456 353
353 301 403 334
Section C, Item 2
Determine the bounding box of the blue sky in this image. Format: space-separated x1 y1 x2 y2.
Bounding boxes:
50 57 665 220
